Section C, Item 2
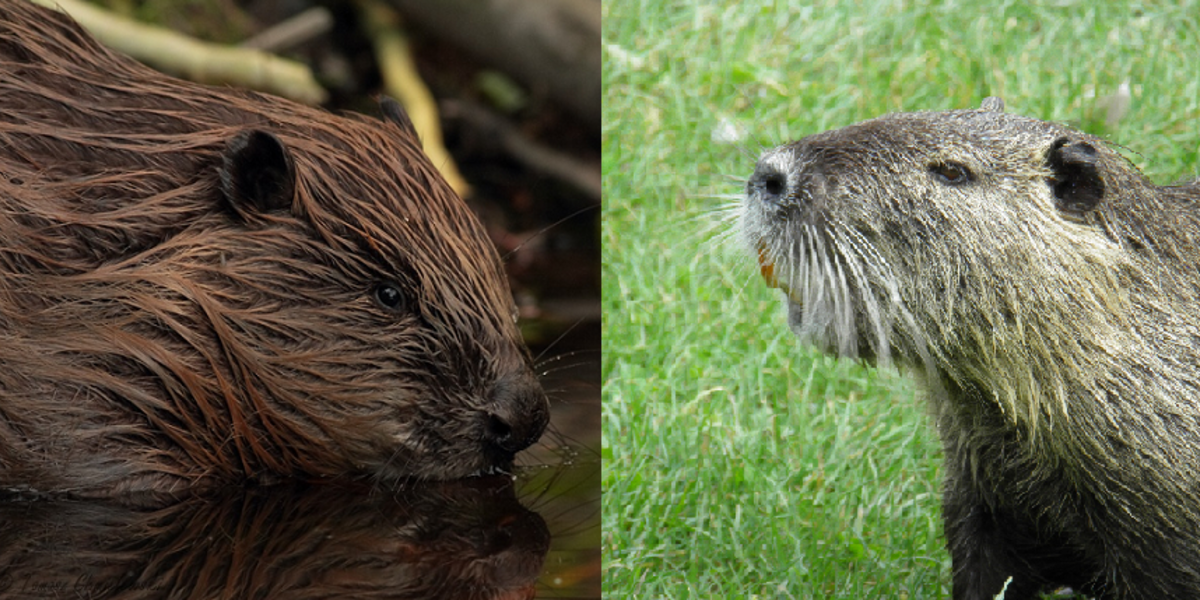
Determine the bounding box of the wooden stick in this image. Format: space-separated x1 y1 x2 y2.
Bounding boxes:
241 7 333 53
357 0 470 197
30 0 328 105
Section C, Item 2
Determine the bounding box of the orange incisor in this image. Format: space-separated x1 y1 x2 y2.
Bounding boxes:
757 243 778 288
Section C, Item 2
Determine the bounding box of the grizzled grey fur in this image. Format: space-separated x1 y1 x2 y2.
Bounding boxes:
740 97 1200 600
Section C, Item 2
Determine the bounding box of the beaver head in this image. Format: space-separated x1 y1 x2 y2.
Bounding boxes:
0 2 547 499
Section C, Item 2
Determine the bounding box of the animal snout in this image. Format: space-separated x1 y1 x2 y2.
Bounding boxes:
747 162 790 208
484 373 549 455
748 152 829 225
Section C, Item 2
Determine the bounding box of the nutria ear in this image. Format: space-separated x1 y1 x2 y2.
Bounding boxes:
379 96 418 138
220 130 296 217
980 96 1005 112
1047 137 1105 213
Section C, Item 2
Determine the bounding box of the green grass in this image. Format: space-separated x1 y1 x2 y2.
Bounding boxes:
601 1 1200 598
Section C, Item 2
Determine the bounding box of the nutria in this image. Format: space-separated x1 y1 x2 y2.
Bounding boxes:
740 97 1200 599
0 1 548 503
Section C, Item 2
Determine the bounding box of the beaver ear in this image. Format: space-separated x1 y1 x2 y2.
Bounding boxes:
1047 137 1105 213
379 96 418 138
220 130 296 217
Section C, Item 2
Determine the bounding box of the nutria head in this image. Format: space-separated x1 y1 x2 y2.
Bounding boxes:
0 2 547 499
740 97 1200 428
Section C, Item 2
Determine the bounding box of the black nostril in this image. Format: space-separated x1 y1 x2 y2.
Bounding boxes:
487 412 514 445
485 404 547 454
749 167 788 206
763 173 785 196
484 376 550 455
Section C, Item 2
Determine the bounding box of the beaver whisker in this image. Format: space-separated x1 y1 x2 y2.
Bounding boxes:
0 1 548 503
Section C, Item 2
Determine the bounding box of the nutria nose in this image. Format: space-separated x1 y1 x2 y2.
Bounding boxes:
748 164 789 207
484 375 550 454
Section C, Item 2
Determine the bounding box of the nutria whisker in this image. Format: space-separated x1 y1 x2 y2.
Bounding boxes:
740 96 1200 599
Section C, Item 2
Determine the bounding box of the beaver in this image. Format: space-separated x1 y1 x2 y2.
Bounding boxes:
740 97 1200 599
0 1 548 503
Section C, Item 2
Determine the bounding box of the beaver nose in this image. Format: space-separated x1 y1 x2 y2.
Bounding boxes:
484 374 550 454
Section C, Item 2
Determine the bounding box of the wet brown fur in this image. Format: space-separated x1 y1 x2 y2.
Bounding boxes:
742 98 1200 599
0 2 547 502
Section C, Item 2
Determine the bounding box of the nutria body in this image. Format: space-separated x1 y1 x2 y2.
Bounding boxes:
740 97 1200 599
0 2 548 503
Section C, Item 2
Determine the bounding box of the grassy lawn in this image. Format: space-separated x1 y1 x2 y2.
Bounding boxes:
601 1 1199 598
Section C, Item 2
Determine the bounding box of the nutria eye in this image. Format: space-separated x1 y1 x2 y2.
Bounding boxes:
373 282 407 312
929 161 972 185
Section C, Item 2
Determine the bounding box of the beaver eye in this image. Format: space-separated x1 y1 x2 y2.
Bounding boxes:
929 161 972 185
372 282 408 312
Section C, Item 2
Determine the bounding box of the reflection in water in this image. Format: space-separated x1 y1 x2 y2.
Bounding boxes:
0 477 548 599
520 458 601 597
